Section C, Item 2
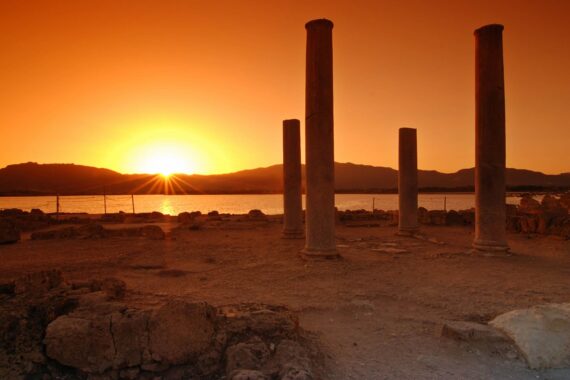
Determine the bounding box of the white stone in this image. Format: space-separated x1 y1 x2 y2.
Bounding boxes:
490 303 570 369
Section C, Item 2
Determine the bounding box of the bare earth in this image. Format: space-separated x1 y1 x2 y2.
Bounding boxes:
2 217 570 379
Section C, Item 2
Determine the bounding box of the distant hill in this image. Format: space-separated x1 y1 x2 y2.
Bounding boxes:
0 162 569 195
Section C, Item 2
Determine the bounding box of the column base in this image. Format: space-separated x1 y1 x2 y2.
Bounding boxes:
472 239 510 255
397 228 419 237
300 248 341 260
282 229 304 239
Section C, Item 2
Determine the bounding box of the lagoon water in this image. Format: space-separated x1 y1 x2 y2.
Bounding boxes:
0 193 527 215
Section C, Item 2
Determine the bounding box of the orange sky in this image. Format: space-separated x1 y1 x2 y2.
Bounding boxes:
1 0 569 175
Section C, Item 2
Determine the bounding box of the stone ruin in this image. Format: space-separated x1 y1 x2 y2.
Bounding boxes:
302 19 338 259
0 270 322 380
336 192 570 239
473 24 509 253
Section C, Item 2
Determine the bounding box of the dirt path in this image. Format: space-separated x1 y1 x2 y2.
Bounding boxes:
1 219 570 379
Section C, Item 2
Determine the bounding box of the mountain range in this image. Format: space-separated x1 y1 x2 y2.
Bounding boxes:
0 162 569 195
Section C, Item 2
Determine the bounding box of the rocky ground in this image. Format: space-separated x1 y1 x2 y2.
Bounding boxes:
1 200 570 379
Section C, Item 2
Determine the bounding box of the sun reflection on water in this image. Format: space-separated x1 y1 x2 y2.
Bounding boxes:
159 198 175 215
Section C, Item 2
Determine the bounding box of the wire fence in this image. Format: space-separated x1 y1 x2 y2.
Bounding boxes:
0 195 137 215
0 193 533 216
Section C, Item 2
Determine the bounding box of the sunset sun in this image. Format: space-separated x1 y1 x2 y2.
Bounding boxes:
134 143 195 176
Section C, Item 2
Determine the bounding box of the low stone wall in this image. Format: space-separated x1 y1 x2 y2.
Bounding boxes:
0 270 319 380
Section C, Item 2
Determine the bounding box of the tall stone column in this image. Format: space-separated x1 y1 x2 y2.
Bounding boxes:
398 128 419 235
473 24 509 253
303 19 339 258
282 119 304 239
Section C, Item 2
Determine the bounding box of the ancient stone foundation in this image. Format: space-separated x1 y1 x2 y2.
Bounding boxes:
0 270 320 380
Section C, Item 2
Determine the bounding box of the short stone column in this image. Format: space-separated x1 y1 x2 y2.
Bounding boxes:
398 128 419 235
282 119 304 239
473 24 509 253
302 19 339 258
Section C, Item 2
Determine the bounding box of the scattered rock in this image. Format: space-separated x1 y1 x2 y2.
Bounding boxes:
0 218 20 244
140 225 165 240
490 303 570 369
226 337 270 375
248 209 266 220
177 212 195 224
45 314 115 373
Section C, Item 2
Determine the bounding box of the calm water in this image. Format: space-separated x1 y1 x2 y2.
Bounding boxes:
0 193 526 215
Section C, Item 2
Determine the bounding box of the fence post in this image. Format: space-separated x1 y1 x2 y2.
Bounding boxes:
444 196 447 212
103 193 107 215
372 197 375 212
131 194 135 214
56 194 60 220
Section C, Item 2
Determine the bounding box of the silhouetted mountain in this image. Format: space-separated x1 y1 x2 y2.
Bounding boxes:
0 162 569 195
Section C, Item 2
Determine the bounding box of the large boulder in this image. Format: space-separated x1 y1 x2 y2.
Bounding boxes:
111 309 150 368
490 303 570 369
45 300 217 372
0 218 20 244
148 301 216 365
45 314 115 373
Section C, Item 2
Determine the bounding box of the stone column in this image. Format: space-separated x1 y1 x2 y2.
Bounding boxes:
282 119 304 239
473 24 509 253
398 128 419 235
302 19 339 258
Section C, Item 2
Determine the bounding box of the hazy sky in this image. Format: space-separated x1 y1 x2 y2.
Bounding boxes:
1 0 569 175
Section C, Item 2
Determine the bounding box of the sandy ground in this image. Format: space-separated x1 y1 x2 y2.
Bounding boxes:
1 217 570 379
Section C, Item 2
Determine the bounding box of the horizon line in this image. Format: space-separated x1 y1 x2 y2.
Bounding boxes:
1 161 569 177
